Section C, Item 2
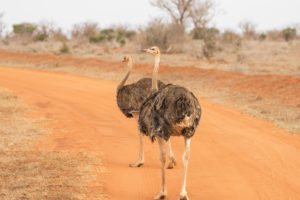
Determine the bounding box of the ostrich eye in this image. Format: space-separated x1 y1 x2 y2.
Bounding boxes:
151 48 155 51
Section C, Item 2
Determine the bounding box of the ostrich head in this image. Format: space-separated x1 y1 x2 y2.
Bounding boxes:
143 46 161 56
122 55 132 63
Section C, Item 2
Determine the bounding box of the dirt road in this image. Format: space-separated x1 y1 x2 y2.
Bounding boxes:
1 66 300 200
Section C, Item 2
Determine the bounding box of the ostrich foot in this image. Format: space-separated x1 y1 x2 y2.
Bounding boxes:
167 157 177 169
154 191 167 200
178 192 189 200
129 161 144 167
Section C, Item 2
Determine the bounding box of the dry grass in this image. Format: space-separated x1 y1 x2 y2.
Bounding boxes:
215 40 300 75
0 88 105 200
1 39 299 76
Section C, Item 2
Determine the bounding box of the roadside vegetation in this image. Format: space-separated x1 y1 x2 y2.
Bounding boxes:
0 0 299 60
0 88 104 199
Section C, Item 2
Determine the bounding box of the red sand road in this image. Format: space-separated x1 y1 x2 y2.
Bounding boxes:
1 66 300 200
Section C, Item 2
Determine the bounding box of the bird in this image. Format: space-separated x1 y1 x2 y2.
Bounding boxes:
139 47 201 200
116 55 177 168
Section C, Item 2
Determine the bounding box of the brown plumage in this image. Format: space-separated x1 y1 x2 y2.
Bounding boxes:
138 46 201 200
116 55 165 118
138 84 201 141
117 77 165 118
116 55 176 169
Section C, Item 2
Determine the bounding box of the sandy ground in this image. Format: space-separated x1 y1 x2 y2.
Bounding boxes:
0 66 300 199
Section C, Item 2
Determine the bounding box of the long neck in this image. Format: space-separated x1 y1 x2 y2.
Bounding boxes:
117 60 132 90
151 54 160 92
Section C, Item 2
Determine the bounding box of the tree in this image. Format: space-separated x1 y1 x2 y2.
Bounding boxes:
71 22 99 39
189 0 217 59
13 23 37 36
151 0 193 26
34 21 56 41
189 0 215 32
239 20 257 39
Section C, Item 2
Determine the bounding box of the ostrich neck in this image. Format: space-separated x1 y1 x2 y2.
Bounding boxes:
117 60 132 90
152 55 160 92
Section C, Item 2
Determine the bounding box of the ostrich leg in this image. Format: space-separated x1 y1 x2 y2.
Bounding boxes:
179 138 191 200
154 137 167 200
129 133 144 167
166 139 177 169
129 113 144 167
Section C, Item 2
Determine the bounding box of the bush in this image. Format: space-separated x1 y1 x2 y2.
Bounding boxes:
259 33 267 41
282 28 296 41
202 37 216 59
34 33 48 41
125 30 136 39
114 28 136 46
100 28 114 35
267 30 282 41
191 27 219 40
52 28 68 41
13 23 37 35
118 37 126 46
101 29 115 41
59 41 70 53
190 27 220 59
116 31 125 45
221 30 241 44
89 33 107 43
139 19 185 53
71 22 99 40
89 27 135 46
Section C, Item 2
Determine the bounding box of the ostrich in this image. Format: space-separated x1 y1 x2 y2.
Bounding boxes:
116 55 177 168
139 47 201 200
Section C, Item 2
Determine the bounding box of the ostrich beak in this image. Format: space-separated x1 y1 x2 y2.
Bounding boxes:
143 49 151 53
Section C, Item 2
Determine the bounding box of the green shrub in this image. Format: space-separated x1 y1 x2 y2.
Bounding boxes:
125 30 136 39
34 33 48 41
89 33 107 43
88 27 135 46
59 42 70 53
259 33 267 41
100 28 114 35
282 28 296 41
106 34 115 41
13 23 37 35
116 32 126 45
118 38 126 46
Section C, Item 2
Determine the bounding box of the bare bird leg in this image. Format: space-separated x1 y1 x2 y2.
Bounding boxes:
129 113 144 167
166 139 177 169
154 137 167 200
179 138 191 200
129 133 144 167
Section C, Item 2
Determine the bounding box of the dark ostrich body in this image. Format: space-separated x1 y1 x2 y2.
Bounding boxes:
139 84 201 141
138 46 201 200
117 78 165 118
115 55 176 169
